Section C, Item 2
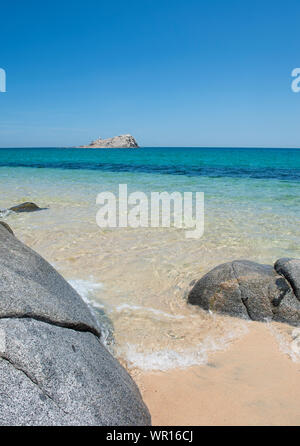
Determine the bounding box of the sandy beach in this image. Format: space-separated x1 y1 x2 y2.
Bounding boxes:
135 321 300 426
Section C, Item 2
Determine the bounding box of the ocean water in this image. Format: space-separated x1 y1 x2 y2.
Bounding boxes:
1 147 300 370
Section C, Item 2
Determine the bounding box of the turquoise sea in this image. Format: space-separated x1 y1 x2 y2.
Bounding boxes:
1 147 299 256
1 147 300 370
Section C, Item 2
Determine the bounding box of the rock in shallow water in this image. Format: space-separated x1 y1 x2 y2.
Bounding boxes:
188 261 250 319
188 259 300 325
275 258 300 301
9 202 44 213
0 225 151 426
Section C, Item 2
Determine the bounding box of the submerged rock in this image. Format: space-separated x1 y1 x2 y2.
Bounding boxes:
188 259 300 325
9 202 44 213
80 134 139 149
0 224 151 426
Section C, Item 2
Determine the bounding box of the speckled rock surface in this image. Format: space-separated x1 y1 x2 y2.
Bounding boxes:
188 259 300 325
0 225 151 426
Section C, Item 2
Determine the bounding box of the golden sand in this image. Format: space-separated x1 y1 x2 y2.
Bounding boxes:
135 322 300 426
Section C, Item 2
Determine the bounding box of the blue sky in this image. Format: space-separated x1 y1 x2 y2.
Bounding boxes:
0 0 300 147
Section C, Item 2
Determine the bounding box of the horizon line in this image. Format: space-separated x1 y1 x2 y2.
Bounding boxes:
0 145 300 150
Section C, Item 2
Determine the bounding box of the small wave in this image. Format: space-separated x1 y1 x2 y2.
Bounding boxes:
0 209 11 218
115 303 186 320
122 345 208 371
68 278 104 308
121 323 249 371
67 278 114 348
267 322 300 362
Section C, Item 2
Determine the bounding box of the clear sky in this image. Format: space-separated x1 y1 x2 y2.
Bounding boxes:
0 0 300 147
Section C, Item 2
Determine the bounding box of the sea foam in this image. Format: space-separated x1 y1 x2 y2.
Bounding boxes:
267 322 300 363
120 322 249 371
115 303 186 320
67 278 114 347
68 278 104 309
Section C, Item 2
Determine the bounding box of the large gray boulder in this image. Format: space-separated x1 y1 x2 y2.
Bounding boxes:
275 258 300 300
0 225 100 335
0 225 151 425
188 261 250 319
188 259 300 325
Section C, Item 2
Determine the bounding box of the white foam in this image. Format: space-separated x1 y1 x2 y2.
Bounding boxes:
68 278 104 309
122 345 207 371
0 209 11 218
67 278 114 349
115 303 186 320
267 322 300 363
121 323 249 371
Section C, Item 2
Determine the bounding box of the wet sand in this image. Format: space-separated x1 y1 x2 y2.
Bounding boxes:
135 322 300 426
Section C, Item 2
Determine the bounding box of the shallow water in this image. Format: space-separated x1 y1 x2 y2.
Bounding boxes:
1 147 300 370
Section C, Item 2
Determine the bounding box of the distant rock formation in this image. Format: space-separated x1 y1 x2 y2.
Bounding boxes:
80 134 139 149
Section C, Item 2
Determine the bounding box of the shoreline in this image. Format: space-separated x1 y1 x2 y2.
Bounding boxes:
4 204 300 425
1 146 300 425
134 321 300 426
